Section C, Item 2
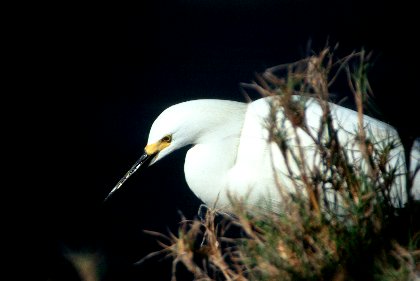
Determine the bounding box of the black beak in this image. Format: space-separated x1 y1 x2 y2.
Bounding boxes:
104 152 153 201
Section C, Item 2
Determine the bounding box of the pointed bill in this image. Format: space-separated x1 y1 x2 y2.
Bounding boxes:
104 152 152 201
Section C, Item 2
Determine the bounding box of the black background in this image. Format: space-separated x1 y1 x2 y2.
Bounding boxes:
16 1 418 280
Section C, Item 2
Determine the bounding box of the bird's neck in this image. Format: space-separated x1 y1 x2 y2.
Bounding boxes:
181 99 248 207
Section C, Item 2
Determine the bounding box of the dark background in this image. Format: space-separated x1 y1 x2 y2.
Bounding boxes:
18 1 418 280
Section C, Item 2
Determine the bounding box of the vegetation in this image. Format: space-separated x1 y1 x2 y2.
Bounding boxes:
142 47 419 281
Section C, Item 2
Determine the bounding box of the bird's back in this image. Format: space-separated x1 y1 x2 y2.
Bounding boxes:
225 96 407 211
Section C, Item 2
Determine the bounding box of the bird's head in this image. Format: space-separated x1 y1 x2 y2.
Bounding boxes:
104 101 197 201
104 99 246 201
144 105 193 165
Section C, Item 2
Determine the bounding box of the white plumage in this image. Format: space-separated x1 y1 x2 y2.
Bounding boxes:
107 96 413 211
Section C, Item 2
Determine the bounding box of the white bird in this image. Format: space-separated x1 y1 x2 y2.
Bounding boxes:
106 96 411 212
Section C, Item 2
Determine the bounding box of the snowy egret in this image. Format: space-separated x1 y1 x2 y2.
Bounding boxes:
106 96 410 211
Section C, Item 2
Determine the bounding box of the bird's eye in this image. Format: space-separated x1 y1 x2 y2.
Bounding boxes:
162 135 172 143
